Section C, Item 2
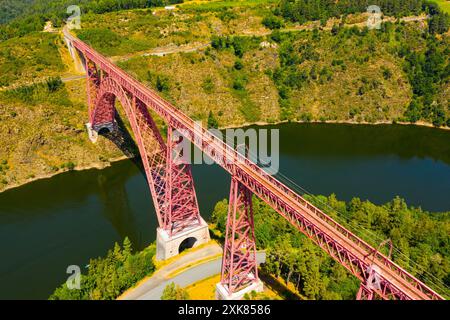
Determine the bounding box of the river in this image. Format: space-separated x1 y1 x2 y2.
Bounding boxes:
0 123 449 299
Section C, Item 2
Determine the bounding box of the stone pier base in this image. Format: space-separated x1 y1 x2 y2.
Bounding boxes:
86 123 98 143
156 218 210 261
215 279 264 300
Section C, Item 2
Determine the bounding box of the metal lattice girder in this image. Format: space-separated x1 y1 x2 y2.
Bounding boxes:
220 178 259 295
67 31 445 300
89 75 200 235
164 126 201 235
85 59 101 124
357 284 374 300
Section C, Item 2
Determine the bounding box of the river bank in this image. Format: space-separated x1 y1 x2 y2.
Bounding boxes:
1 119 449 195
0 155 130 194
220 118 450 131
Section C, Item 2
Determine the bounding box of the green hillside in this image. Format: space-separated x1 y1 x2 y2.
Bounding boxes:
0 0 449 191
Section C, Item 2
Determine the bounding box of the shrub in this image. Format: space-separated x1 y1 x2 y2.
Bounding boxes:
207 111 219 129
46 77 63 93
232 78 245 91
202 76 214 93
234 59 243 70
381 67 392 80
262 15 284 30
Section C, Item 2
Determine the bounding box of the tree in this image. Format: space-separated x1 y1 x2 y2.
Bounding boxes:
211 199 228 232
123 237 133 258
207 111 219 129
262 15 284 30
429 12 450 34
404 99 422 123
161 282 190 300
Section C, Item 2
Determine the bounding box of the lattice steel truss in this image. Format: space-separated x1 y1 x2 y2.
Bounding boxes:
85 58 201 236
65 29 445 300
220 178 259 295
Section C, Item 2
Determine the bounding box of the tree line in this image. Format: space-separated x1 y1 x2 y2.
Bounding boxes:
0 0 183 41
49 237 156 300
277 0 448 24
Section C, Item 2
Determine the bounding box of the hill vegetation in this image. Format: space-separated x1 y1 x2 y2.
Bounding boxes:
0 0 448 192
211 194 450 299
50 238 156 300
0 0 447 300
0 32 66 87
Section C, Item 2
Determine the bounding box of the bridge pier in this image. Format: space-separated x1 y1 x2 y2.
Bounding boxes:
216 278 264 300
156 217 210 261
216 178 263 300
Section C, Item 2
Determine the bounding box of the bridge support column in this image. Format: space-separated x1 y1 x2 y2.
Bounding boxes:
156 217 210 261
216 178 263 300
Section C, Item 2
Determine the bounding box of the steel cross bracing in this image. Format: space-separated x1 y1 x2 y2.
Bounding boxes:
221 178 259 294
83 42 201 236
65 30 444 300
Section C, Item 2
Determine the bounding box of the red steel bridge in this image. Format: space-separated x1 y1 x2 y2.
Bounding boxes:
64 30 444 300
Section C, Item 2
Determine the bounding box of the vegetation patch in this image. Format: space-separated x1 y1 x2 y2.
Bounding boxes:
50 238 156 300
0 33 66 87
211 194 450 299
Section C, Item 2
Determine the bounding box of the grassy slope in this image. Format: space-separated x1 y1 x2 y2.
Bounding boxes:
0 32 67 87
434 0 450 14
0 1 448 191
0 79 124 191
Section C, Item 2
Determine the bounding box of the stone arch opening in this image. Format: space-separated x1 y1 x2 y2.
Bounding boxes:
98 127 111 135
179 237 197 254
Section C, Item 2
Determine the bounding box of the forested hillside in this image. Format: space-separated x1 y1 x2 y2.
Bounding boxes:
0 0 35 24
0 0 183 40
0 0 449 192
211 195 450 299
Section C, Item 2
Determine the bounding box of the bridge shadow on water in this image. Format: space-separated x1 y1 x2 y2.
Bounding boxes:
96 114 154 249
101 114 146 177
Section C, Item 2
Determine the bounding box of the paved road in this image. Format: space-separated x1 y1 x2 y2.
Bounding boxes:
61 74 85 82
121 245 266 300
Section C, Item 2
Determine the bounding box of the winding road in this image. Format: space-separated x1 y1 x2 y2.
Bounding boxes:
119 244 266 300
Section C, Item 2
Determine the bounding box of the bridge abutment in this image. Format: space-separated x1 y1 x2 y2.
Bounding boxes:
86 121 118 143
156 217 210 261
86 123 98 143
